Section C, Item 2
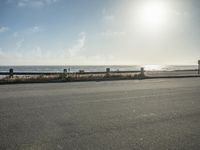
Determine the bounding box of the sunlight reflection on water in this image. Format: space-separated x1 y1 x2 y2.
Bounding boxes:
143 65 165 71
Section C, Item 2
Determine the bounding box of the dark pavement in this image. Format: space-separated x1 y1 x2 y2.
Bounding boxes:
0 78 200 150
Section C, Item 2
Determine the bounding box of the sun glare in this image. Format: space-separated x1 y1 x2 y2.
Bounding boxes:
144 65 164 71
136 1 169 31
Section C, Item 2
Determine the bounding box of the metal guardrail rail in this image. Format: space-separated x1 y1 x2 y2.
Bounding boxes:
0 70 141 76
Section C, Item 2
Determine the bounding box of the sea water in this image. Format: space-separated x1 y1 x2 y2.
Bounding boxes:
0 65 198 72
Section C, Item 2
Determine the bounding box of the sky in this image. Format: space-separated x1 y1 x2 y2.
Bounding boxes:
0 0 200 65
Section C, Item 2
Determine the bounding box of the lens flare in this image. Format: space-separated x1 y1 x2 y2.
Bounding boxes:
136 1 169 31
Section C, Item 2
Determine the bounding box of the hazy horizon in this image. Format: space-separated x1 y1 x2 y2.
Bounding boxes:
0 0 200 65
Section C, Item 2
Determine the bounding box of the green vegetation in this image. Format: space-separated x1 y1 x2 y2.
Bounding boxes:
0 72 144 84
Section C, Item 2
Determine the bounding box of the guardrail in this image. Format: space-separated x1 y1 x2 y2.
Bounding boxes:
0 68 200 84
0 69 199 77
0 70 141 76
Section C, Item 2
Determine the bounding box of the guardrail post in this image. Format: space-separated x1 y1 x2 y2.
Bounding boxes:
140 67 145 78
63 69 67 73
106 68 110 77
9 68 14 78
106 68 110 73
79 70 84 73
62 69 67 79
198 60 200 74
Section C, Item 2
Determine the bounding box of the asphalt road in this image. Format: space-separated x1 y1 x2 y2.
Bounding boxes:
0 78 200 150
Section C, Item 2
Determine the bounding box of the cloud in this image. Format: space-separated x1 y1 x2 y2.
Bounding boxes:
68 32 86 57
0 26 9 33
100 31 126 37
31 47 42 58
12 26 42 37
0 48 4 56
13 32 19 37
0 45 55 65
26 25 41 34
30 26 40 32
18 1 26 7
16 39 25 50
103 15 115 21
102 8 115 22
102 8 106 15
7 0 61 7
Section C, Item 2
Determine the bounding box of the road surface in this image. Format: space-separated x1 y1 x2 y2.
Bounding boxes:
0 78 200 150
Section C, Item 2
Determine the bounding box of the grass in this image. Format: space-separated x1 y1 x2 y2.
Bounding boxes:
0 72 144 84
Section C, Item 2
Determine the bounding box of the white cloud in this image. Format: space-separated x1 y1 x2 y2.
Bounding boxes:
7 0 61 7
13 32 19 37
103 15 115 21
12 26 42 37
0 48 3 56
0 26 9 33
30 1 44 7
100 31 126 37
0 48 7 59
16 39 25 50
102 8 115 22
18 1 26 7
31 47 42 58
102 8 106 15
6 0 15 4
31 26 40 32
27 26 41 33
68 32 86 57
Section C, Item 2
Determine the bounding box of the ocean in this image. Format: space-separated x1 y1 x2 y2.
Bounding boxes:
0 65 198 72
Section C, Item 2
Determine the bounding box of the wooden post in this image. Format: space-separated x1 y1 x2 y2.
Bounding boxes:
140 67 145 78
198 60 200 74
9 68 13 78
106 68 110 73
106 68 110 77
62 69 67 79
63 69 67 73
79 70 84 73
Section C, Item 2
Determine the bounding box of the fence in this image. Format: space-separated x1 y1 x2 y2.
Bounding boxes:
0 60 200 82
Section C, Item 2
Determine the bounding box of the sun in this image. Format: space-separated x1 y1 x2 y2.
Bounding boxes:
136 1 168 31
